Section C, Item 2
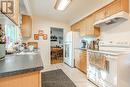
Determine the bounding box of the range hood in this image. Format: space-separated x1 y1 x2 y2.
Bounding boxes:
94 11 129 27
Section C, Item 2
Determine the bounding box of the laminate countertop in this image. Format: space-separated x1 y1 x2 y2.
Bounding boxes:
0 53 43 78
75 48 87 51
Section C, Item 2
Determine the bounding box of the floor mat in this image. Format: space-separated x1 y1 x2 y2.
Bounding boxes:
42 69 77 87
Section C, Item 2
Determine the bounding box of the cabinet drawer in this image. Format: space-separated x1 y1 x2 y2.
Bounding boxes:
21 15 32 37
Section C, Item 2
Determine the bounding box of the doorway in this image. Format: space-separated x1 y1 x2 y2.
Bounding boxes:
50 27 64 64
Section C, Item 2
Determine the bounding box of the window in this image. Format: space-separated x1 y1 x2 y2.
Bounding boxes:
5 25 22 49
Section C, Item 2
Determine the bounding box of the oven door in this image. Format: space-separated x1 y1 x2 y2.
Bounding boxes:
88 52 117 87
102 56 117 87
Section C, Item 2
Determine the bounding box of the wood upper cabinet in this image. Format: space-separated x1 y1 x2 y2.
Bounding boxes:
106 0 121 17
80 15 100 37
71 22 81 31
95 0 129 22
21 15 32 38
86 15 100 37
73 0 129 37
12 0 20 24
6 0 20 25
106 0 129 17
80 18 88 36
95 8 106 22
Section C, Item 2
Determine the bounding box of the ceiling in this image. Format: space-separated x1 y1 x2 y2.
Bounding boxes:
28 0 114 25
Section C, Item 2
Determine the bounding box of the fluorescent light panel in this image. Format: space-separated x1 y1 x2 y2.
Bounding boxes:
55 0 71 11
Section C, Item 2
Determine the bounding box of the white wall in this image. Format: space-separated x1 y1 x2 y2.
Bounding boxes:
100 18 130 42
24 16 70 67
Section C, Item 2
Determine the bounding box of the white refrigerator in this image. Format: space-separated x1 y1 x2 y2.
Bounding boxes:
64 31 81 67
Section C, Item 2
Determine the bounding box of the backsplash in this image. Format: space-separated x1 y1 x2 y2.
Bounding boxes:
100 17 130 42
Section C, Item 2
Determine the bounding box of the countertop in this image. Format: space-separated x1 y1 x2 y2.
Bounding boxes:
0 53 43 78
75 48 87 51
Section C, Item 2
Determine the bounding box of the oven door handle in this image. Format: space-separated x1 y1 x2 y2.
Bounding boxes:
106 55 117 60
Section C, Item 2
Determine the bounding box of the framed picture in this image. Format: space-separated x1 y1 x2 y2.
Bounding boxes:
43 34 48 40
34 34 39 40
38 30 44 36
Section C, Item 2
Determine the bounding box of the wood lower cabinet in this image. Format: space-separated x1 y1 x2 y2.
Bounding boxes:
0 71 41 87
21 15 32 38
75 49 87 73
75 49 81 69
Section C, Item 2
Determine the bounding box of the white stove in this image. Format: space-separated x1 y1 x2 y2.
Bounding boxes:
87 41 130 87
99 41 130 52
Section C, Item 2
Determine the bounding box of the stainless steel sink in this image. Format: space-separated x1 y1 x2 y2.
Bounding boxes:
15 52 38 55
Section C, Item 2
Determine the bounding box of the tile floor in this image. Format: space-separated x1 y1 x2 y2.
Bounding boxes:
42 63 97 87
51 58 63 64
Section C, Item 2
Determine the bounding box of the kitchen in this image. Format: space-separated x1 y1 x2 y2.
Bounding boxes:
0 0 130 87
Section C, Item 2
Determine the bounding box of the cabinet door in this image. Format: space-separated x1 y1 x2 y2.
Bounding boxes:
80 15 100 37
75 49 87 73
86 15 94 36
5 0 19 25
80 18 88 36
95 8 106 22
13 0 19 24
71 22 81 31
121 0 129 13
0 72 40 87
21 15 32 37
86 15 100 37
106 0 122 17
79 50 87 73
74 49 81 69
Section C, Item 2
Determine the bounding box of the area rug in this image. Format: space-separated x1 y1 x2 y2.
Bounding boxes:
42 69 77 87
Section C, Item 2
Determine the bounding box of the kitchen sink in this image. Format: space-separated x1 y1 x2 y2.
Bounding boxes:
15 52 38 55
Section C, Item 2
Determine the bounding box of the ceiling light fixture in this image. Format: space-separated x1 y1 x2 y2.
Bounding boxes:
54 0 72 11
